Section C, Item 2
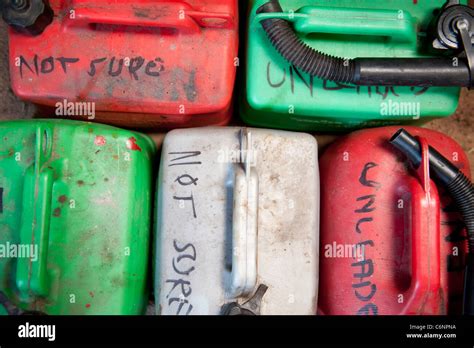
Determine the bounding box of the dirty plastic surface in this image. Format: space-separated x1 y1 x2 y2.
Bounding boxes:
155 127 319 315
8 0 239 129
319 126 471 315
242 0 464 131
0 119 155 314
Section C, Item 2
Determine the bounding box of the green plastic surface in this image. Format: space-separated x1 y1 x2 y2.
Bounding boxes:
0 120 155 315
242 0 464 131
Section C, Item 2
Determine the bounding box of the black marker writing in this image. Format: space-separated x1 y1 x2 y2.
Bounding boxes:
166 240 197 315
18 55 165 81
352 163 380 315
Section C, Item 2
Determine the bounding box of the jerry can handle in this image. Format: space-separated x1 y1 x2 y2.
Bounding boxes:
229 130 259 299
254 6 417 43
16 126 54 301
401 137 442 314
64 1 234 31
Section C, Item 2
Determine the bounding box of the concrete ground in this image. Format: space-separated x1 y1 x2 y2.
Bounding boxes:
0 18 473 173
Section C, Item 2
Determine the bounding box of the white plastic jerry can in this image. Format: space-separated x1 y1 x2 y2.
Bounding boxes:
155 127 320 315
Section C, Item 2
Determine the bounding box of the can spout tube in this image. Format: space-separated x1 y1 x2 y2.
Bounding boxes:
389 129 460 185
257 0 472 87
390 129 474 315
257 0 356 84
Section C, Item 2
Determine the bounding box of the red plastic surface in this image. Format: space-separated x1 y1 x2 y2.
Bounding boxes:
319 127 471 315
8 0 239 129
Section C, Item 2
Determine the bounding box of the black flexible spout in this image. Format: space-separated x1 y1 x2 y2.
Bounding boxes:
390 129 474 315
257 0 356 84
257 0 473 87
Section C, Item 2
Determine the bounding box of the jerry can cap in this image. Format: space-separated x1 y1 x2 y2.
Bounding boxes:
2 0 53 35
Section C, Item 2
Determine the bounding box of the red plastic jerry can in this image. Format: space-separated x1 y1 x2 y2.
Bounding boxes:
7 0 239 129
319 127 471 315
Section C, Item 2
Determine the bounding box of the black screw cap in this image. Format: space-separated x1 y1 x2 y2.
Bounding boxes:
435 2 474 50
1 0 53 36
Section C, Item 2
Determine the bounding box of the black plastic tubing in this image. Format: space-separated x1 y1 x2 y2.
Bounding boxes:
258 0 471 87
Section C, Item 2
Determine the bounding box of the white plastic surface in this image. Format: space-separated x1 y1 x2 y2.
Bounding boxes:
155 127 320 315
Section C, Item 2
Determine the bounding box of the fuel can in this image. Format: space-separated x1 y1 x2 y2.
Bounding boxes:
155 127 319 315
0 120 155 315
242 0 464 131
318 126 470 315
7 0 239 129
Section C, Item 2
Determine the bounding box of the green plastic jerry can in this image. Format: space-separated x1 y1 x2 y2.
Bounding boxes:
0 120 155 315
242 0 465 131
